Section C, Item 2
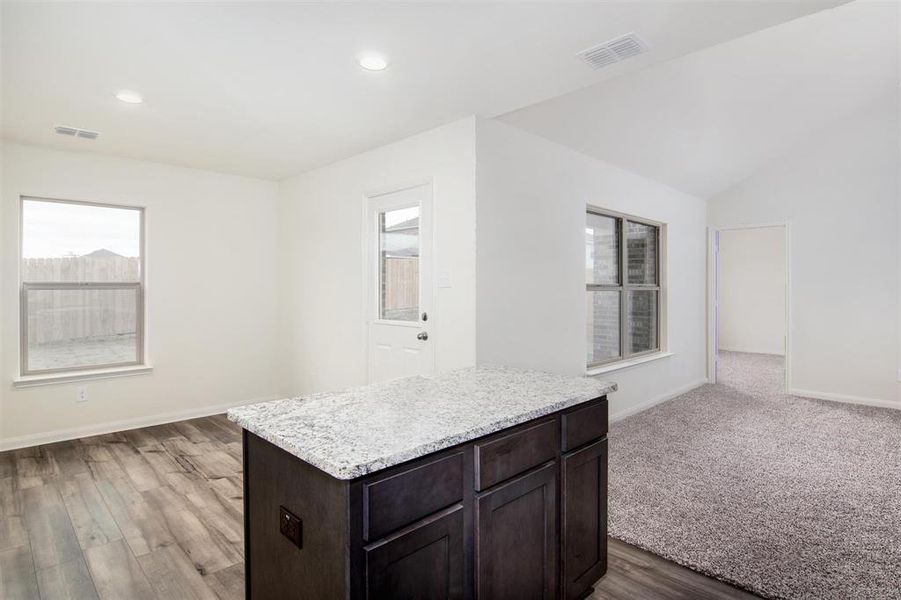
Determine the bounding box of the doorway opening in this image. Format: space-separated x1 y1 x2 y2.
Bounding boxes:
708 224 790 392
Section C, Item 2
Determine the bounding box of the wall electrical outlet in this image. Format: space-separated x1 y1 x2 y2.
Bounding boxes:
279 505 303 549
897 369 901 383
76 387 88 403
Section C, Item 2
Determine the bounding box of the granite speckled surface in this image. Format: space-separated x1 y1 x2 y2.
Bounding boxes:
228 366 615 480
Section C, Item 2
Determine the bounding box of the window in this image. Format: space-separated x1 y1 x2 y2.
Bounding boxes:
378 205 420 322
586 208 662 368
20 197 145 375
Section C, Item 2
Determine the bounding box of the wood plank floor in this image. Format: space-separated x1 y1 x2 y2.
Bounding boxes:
593 540 761 600
0 415 761 600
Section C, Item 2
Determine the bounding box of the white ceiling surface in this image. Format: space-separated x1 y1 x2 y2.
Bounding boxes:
500 1 898 199
1 2 843 181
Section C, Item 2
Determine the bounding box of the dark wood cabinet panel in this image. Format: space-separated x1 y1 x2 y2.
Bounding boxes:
363 451 464 541
561 399 608 452
476 462 558 599
561 438 608 600
474 418 558 491
244 431 350 600
365 504 465 600
244 395 608 599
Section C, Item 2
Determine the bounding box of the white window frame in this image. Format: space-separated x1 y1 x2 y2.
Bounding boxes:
586 206 667 370
18 196 147 378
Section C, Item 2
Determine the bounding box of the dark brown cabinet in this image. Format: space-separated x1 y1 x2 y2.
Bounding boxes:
476 462 558 599
561 439 608 600
365 504 465 600
474 418 558 491
363 452 465 542
243 396 608 600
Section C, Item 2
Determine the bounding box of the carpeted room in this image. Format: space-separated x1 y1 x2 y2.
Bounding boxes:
609 352 901 600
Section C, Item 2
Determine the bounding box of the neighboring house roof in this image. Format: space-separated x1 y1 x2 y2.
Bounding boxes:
385 216 419 232
82 248 124 258
384 249 419 258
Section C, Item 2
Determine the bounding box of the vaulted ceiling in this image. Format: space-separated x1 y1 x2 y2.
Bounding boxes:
499 1 896 198
1 1 844 181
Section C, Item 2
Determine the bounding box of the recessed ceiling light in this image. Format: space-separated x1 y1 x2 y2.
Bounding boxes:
359 54 389 71
115 90 144 104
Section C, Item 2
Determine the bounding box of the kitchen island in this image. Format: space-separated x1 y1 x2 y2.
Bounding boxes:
228 366 616 599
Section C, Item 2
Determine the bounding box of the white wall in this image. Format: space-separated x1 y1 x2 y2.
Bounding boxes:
0 142 281 447
709 102 900 405
277 118 477 395
718 227 785 355
475 119 708 419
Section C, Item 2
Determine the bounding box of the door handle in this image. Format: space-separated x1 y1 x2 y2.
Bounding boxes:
417 331 429 341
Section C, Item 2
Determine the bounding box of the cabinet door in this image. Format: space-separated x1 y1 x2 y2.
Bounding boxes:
561 438 607 600
364 504 464 600
476 462 558 599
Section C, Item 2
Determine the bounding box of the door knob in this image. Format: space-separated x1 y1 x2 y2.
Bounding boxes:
417 331 429 341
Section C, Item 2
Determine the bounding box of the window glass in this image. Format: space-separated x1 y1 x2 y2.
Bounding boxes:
379 206 419 321
628 290 658 354
626 221 657 285
587 291 621 364
24 288 139 371
586 213 619 285
20 198 144 375
22 199 141 282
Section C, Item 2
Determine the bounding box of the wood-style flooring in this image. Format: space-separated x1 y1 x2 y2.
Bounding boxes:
0 415 761 600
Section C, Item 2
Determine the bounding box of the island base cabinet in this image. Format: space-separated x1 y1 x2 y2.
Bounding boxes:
475 462 559 599
364 505 465 600
242 396 608 600
561 439 608 600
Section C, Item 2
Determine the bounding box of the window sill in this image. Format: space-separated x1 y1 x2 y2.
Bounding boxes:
586 351 673 377
13 365 153 388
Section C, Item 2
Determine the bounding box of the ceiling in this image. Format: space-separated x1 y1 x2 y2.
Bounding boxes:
1 1 844 181
499 0 897 199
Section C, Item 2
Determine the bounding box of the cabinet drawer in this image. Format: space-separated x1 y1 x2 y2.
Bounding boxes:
363 451 464 542
561 398 607 452
474 418 558 491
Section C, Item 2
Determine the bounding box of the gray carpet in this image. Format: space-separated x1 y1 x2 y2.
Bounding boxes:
608 351 901 600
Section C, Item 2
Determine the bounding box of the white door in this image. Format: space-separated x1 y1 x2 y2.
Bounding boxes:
366 182 434 383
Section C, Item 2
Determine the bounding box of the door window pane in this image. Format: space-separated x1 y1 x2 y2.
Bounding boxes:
626 221 657 285
586 213 619 285
627 290 658 354
24 288 139 372
379 206 419 321
587 291 621 364
22 199 141 282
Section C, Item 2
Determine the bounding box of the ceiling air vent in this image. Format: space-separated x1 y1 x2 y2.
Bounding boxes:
54 125 100 140
578 32 649 70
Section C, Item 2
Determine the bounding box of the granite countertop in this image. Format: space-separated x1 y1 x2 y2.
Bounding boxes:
227 366 616 480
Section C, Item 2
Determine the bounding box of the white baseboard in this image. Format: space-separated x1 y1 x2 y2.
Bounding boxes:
610 378 709 422
0 395 281 451
788 388 900 411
